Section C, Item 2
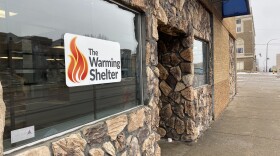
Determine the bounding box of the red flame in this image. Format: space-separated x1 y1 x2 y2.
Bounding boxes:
67 37 88 83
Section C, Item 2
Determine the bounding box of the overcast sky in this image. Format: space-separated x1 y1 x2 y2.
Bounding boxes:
251 0 280 70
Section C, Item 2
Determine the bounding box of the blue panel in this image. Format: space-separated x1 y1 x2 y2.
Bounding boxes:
223 0 250 18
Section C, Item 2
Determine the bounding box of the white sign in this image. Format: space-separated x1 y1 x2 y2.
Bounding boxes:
64 33 121 87
11 126 35 144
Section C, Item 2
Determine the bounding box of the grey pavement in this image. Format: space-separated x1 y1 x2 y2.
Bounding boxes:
159 73 280 156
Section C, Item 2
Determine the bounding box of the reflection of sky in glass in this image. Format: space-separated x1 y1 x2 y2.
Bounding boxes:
193 39 206 88
193 40 203 64
0 0 138 52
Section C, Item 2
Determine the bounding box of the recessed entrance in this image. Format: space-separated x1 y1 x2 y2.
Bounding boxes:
157 30 196 141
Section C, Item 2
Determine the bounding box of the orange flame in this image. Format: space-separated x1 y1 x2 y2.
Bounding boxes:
67 37 88 83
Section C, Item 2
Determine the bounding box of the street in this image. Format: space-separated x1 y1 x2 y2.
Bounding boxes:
160 73 280 156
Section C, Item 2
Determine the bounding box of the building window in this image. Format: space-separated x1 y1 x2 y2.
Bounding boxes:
236 19 241 24
193 39 208 88
0 0 143 150
237 27 242 33
237 48 244 53
237 61 244 70
236 38 244 54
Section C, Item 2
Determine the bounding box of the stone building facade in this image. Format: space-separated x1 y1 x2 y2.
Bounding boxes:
236 14 256 72
0 0 236 155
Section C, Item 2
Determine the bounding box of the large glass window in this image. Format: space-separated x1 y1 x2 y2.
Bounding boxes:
0 0 142 150
193 39 208 88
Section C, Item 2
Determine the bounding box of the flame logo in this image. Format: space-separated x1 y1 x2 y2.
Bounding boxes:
67 37 88 83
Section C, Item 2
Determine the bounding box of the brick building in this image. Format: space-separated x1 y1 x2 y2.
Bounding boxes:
0 0 245 155
236 14 256 72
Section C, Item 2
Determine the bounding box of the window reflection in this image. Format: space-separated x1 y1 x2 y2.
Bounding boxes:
0 0 141 150
193 39 207 87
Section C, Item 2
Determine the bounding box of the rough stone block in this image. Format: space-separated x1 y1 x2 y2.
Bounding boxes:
162 54 171 65
115 132 126 153
137 127 150 144
146 42 151 65
173 104 185 119
159 81 172 96
152 16 159 40
181 134 196 142
170 53 181 66
142 133 156 155
154 0 160 9
127 136 141 156
160 104 172 120
169 92 181 104
131 0 146 10
0 82 5 156
166 116 176 128
155 143 161 156
157 127 166 137
147 66 155 83
171 40 181 53
181 87 194 101
158 40 167 54
184 100 196 120
82 122 107 145
174 82 186 92
127 108 145 132
166 75 177 89
177 0 185 11
180 62 194 74
156 6 168 25
180 48 193 62
184 118 196 135
168 129 180 141
175 117 185 134
154 67 160 78
182 75 194 87
170 66 182 81
52 134 87 156
182 36 193 48
106 115 128 141
15 146 51 156
102 142 116 156
157 63 169 80
89 148 104 156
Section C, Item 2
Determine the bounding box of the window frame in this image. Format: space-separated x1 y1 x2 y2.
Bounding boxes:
193 38 209 88
236 19 241 24
236 26 242 33
237 47 244 53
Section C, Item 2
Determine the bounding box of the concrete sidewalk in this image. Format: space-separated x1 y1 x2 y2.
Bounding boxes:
159 73 280 156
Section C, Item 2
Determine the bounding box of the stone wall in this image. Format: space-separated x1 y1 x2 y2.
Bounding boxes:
237 19 255 57
8 107 161 156
156 0 213 141
229 37 236 100
236 16 255 72
0 82 5 156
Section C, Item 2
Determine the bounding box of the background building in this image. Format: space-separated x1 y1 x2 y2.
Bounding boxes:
236 14 256 72
277 54 280 74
